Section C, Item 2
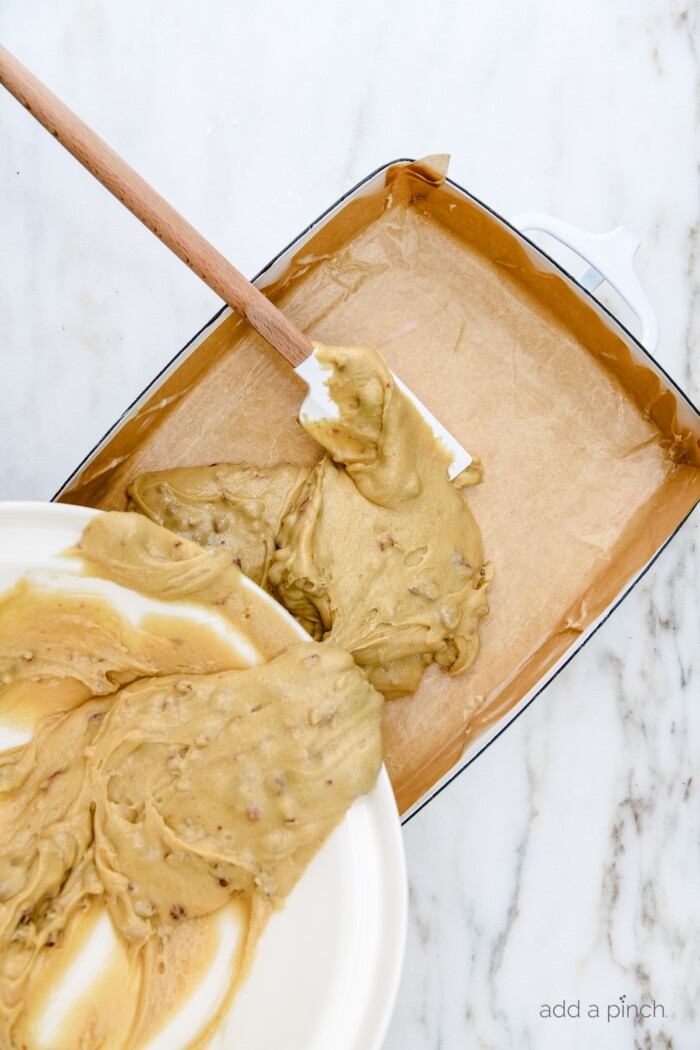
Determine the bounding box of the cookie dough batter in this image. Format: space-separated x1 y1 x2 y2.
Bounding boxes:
129 344 492 699
127 463 308 590
0 513 383 1048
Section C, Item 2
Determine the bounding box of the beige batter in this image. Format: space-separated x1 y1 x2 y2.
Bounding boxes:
0 513 383 1048
129 343 492 699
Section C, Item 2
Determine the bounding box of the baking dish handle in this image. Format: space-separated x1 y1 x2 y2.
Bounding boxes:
511 213 660 352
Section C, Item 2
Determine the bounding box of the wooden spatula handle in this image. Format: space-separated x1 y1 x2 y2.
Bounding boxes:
0 45 313 367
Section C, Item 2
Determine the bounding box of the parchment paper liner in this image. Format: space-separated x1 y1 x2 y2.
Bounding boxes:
58 160 700 815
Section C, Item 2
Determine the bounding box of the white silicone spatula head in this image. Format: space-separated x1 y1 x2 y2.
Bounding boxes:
295 349 472 480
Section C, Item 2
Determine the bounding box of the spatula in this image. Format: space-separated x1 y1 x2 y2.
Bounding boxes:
0 45 471 479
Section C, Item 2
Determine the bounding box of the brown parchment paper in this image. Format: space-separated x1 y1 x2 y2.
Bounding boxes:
59 161 700 815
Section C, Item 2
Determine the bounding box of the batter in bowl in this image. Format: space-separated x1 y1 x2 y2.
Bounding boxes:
0 513 383 1048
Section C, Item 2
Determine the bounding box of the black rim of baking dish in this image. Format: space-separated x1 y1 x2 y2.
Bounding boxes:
52 158 700 825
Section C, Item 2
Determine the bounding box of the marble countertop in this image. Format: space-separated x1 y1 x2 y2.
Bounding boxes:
1 2 698 1048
